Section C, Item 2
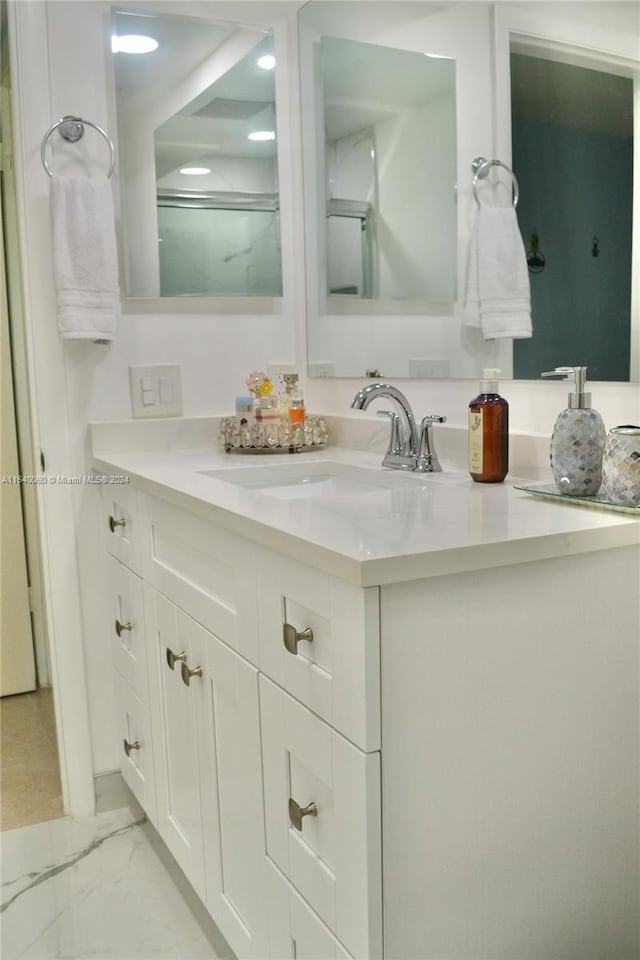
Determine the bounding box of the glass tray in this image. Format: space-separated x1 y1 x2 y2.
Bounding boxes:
514 482 640 515
220 415 329 454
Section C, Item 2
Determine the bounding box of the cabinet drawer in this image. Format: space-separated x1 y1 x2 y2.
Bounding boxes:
101 482 144 574
260 676 382 959
107 557 147 701
144 496 258 664
116 678 156 822
257 551 380 751
264 859 354 959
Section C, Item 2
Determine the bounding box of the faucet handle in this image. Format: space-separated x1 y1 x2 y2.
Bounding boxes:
376 409 403 456
416 415 446 473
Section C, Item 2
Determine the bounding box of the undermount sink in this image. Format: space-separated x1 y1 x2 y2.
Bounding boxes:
199 460 429 501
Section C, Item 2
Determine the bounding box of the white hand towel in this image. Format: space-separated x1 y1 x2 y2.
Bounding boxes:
50 175 120 341
464 205 532 340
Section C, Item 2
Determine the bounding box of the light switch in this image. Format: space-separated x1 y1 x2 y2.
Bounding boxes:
141 376 155 406
129 364 183 418
159 377 173 403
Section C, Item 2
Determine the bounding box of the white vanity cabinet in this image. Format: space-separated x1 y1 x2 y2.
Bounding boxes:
99 473 639 960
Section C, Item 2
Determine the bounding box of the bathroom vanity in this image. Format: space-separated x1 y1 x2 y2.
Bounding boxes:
93 427 639 960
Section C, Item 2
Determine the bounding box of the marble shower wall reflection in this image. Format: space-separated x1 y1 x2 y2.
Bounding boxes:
158 206 281 297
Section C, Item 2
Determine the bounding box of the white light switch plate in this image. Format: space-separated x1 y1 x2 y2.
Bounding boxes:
129 364 183 418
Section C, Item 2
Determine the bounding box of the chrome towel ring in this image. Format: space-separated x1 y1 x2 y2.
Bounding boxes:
472 156 519 208
40 115 116 179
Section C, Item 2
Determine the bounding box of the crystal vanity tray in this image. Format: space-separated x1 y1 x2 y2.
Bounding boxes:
514 483 640 515
220 415 329 454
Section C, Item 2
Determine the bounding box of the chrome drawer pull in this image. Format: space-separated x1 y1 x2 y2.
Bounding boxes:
166 647 187 670
181 661 203 686
283 623 313 655
109 515 126 532
123 738 140 757
288 798 318 831
115 619 132 637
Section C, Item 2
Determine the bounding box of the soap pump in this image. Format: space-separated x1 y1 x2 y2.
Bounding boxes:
540 366 606 496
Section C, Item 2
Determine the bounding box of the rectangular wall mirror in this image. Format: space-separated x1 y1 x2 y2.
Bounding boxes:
299 0 497 382
113 7 283 299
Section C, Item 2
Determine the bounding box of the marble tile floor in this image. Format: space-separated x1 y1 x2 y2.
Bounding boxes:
1 688 64 832
1 802 234 959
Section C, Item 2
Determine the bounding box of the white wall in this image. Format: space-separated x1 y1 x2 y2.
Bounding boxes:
9 0 300 780
9 0 639 787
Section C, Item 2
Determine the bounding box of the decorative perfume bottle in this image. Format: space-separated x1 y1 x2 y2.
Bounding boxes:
540 366 606 496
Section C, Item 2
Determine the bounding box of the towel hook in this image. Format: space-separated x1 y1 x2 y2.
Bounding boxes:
40 115 116 179
472 157 519 208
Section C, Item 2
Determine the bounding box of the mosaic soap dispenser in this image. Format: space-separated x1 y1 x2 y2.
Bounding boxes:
541 366 606 496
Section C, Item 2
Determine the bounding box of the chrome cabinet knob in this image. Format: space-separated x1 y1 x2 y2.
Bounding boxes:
166 647 187 670
123 738 140 757
288 798 318 831
283 622 313 655
181 661 203 686
115 619 132 637
109 515 126 532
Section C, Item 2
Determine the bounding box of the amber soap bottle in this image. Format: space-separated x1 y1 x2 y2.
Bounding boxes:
468 368 509 483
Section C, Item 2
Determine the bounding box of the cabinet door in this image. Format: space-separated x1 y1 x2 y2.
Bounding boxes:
145 587 206 898
116 677 156 820
196 620 269 959
260 676 382 959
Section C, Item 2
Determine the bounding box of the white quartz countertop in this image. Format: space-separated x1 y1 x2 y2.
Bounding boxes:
92 443 639 587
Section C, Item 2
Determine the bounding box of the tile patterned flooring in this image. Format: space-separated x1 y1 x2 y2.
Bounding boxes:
1 691 231 959
1 688 64 831
1 806 232 959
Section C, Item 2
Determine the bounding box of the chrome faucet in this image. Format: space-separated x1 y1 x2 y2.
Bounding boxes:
350 382 446 472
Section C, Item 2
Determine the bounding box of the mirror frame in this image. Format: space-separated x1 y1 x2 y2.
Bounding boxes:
300 2 512 381
493 2 640 383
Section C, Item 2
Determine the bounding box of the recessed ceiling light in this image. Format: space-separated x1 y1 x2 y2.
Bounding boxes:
257 54 276 70
112 34 158 54
248 131 275 141
179 167 211 175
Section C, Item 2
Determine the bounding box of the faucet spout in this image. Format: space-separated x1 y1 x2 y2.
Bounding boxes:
350 382 420 470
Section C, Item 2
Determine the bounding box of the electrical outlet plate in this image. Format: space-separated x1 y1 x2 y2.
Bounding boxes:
129 364 183 419
408 358 450 379
308 361 336 378
266 362 298 382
